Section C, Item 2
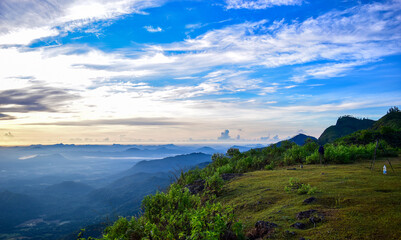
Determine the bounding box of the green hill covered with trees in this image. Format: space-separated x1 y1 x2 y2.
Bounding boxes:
318 116 375 144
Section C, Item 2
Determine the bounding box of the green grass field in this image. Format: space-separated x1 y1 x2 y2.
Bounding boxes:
218 157 401 240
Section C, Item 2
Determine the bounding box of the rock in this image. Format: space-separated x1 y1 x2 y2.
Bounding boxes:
291 222 307 229
185 179 205 194
287 168 297 170
296 209 317 220
303 197 317 204
245 220 277 240
285 230 296 236
221 230 238 240
221 173 243 181
309 216 322 224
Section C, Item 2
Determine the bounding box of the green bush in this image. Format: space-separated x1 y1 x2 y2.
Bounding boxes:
283 145 305 165
235 156 254 173
297 184 317 195
285 178 317 195
99 184 243 240
305 151 320 164
216 164 234 175
264 161 275 170
206 173 224 193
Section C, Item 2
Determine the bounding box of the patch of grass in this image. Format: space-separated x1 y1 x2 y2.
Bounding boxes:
217 157 401 239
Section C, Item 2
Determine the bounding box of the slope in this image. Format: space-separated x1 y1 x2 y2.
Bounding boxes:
318 116 375 144
217 158 401 239
372 109 401 130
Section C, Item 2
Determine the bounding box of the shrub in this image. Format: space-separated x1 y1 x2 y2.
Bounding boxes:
216 164 234 175
264 161 275 170
206 173 224 193
297 184 317 195
285 178 317 195
100 184 244 240
305 151 320 164
283 145 306 165
211 153 230 168
235 156 253 173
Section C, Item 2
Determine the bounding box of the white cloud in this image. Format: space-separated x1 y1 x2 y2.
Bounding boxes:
144 26 163 32
291 61 371 82
225 0 303 9
0 0 166 46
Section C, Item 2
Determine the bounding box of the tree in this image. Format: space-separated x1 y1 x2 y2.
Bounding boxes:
226 148 240 157
388 106 400 113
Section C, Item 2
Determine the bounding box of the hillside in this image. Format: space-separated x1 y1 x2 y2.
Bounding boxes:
0 191 42 232
372 109 401 130
218 158 401 239
44 181 94 196
88 172 172 215
318 116 375 144
336 110 401 147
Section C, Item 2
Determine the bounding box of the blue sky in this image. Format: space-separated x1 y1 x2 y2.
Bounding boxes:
0 0 400 145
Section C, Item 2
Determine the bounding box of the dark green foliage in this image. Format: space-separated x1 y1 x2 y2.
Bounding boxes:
373 108 401 130
226 148 241 157
331 108 401 147
318 115 376 144
337 127 401 148
97 184 243 240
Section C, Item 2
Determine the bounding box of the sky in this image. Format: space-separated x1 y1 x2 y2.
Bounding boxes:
0 0 401 146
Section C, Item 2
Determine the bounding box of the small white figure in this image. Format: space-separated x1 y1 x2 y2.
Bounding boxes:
383 165 387 175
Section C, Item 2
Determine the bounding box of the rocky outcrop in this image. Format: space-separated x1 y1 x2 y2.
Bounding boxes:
185 179 205 194
246 221 277 239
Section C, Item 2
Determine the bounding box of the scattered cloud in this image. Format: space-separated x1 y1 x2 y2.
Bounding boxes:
218 129 231 140
144 26 163 32
225 0 303 9
0 86 77 113
4 132 14 137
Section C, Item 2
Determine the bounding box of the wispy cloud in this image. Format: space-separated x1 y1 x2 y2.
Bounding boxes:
23 117 189 126
0 86 77 114
225 0 303 9
144 26 163 32
0 0 166 45
0 113 15 120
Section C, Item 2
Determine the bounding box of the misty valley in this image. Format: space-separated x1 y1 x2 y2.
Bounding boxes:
0 143 259 240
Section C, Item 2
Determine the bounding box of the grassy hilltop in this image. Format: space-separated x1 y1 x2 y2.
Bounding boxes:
218 158 401 239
